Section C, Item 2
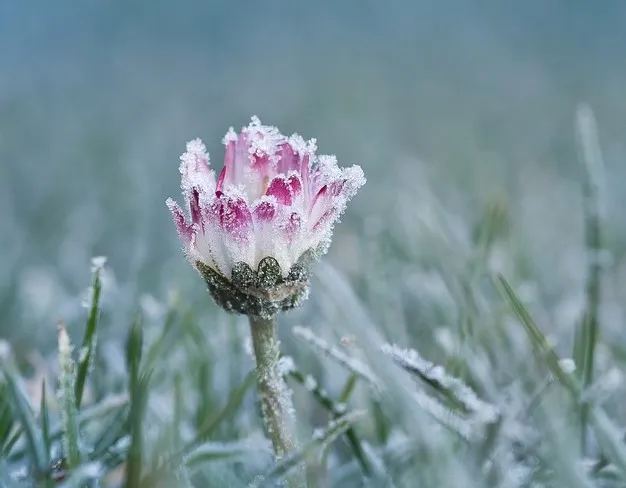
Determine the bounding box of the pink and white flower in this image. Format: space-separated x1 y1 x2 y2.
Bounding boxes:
167 116 366 283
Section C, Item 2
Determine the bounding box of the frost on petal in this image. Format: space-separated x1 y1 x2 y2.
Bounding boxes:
221 127 238 145
252 196 277 222
238 117 286 192
189 188 202 226
217 140 235 192
266 176 293 205
287 134 317 160
218 131 249 190
245 117 284 164
277 141 298 174
334 165 367 200
179 138 215 192
312 155 342 187
170 118 365 291
212 192 253 241
265 173 303 206
309 165 365 224
191 223 229 275
252 196 282 269
166 198 194 246
204 191 255 273
282 212 302 240
179 138 218 228
286 173 302 198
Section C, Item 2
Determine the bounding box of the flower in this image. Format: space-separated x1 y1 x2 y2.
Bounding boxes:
167 116 365 317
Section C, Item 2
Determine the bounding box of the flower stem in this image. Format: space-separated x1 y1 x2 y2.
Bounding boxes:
248 314 305 488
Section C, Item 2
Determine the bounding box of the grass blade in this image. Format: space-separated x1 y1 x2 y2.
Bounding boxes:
124 316 148 488
40 381 51 463
497 275 626 478
0 380 17 456
40 380 55 488
58 324 81 469
292 326 380 389
574 104 606 454
184 440 270 475
140 371 255 487
381 342 498 425
2 362 47 473
190 370 255 450
339 373 357 404
287 366 371 476
252 410 366 488
75 257 104 409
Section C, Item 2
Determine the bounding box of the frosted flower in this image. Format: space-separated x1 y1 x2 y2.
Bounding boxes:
167 116 365 317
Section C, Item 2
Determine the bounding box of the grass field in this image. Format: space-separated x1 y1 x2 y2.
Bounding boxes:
2 2 626 487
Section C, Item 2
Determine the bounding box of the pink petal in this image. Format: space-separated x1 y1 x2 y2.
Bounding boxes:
265 174 302 206
181 139 212 175
277 142 299 174
253 198 277 222
211 192 253 241
283 211 302 239
328 179 347 197
266 176 293 205
299 154 312 199
166 198 194 246
250 152 271 174
218 132 249 189
286 173 302 197
216 165 228 192
311 207 337 233
189 188 202 226
310 184 328 211
179 139 215 193
217 140 235 191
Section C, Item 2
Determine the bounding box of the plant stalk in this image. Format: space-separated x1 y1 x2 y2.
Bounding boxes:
248 314 305 488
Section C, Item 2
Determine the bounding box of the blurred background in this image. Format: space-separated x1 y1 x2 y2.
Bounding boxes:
3 1 626 485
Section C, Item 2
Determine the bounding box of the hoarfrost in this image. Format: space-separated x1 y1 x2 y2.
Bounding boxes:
277 355 295 376
304 374 317 391
292 325 380 388
381 343 499 425
334 402 347 415
90 255 107 272
558 358 576 374
222 126 238 145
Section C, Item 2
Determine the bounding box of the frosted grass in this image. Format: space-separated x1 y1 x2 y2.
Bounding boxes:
2 6 626 483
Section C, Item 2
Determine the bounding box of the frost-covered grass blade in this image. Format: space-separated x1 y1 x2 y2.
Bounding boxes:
57 324 81 470
574 104 606 455
1 361 47 475
286 361 371 476
252 410 366 488
497 274 626 480
75 257 104 409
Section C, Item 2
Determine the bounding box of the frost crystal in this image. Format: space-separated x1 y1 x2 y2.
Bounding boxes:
167 116 365 316
304 374 317 391
381 343 499 425
277 355 295 376
90 256 107 272
292 325 380 389
558 358 576 374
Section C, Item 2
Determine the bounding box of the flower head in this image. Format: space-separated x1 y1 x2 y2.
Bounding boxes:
167 116 365 317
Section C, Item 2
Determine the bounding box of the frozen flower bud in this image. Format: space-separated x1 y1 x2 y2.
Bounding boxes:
167 117 365 317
